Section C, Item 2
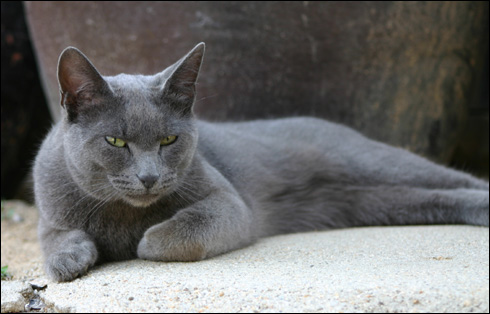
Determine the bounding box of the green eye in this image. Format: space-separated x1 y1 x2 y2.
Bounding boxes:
105 136 126 148
160 135 177 146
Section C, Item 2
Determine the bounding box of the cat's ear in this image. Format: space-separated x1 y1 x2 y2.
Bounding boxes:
57 47 111 122
161 43 205 115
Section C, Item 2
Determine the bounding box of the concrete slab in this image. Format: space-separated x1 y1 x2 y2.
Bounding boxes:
23 226 489 313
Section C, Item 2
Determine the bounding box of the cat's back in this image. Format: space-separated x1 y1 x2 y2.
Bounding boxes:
196 116 365 159
195 117 365 192
198 116 357 139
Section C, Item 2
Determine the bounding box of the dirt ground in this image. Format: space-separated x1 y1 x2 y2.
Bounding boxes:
1 200 44 281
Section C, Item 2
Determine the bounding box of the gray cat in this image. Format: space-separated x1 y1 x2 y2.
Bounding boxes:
33 43 489 282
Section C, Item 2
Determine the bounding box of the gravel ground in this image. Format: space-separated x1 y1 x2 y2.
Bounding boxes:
1 200 489 313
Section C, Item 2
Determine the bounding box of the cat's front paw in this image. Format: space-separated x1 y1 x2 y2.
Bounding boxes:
137 212 207 262
45 240 98 282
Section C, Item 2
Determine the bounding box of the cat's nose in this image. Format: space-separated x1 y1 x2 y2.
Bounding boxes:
137 174 159 189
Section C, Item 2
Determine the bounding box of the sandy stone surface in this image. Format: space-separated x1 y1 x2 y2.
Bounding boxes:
1 200 488 313
1 200 44 281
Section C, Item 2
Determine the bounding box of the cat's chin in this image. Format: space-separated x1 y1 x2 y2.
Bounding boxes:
122 193 162 208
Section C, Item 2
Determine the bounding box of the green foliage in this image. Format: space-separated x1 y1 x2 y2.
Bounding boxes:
1 265 12 280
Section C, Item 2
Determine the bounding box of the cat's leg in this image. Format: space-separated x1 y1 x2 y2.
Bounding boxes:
38 218 98 282
137 164 256 262
137 191 255 261
341 186 489 227
279 117 487 190
345 140 489 190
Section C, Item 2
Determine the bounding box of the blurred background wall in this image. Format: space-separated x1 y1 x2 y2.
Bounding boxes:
1 2 51 200
1 1 488 200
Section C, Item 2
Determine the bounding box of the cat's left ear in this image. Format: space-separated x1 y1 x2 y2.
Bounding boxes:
161 43 205 115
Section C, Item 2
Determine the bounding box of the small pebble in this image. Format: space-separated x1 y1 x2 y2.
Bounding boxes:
30 279 48 290
12 213 24 223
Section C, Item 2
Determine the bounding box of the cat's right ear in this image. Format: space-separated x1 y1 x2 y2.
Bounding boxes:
57 47 110 122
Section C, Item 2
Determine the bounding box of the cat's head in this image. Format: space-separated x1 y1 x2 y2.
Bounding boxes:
57 43 205 207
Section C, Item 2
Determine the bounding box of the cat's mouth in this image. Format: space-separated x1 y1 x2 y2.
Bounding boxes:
127 193 159 199
123 192 161 207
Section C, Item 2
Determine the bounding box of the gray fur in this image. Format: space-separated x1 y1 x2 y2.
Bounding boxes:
33 43 489 282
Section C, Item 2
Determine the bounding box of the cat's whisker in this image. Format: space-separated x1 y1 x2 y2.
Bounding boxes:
176 189 200 203
51 181 111 208
57 183 115 224
171 187 193 209
179 179 207 192
48 179 110 196
195 93 219 104
80 188 121 227
174 184 202 203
